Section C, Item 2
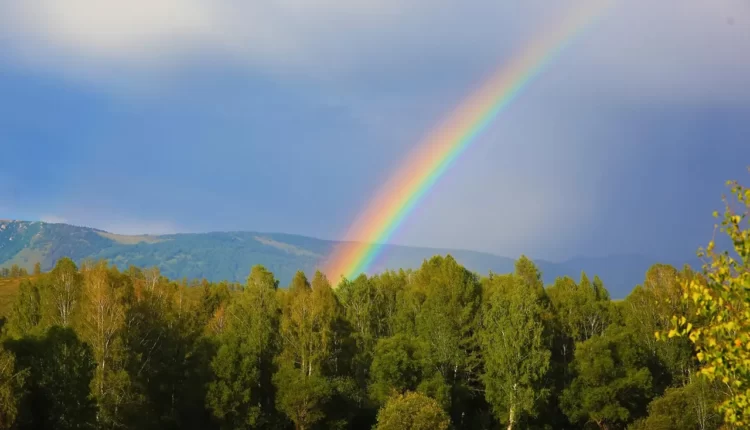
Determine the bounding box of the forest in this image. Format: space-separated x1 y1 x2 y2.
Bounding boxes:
0 180 747 430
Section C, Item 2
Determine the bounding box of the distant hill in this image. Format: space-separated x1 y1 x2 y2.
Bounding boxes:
0 220 693 298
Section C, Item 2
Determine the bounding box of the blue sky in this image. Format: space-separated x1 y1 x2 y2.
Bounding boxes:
1 0 749 262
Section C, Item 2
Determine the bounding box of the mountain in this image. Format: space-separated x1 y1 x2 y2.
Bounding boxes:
0 220 692 299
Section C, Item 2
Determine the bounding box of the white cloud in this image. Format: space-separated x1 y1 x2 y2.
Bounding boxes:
40 215 68 224
97 220 178 236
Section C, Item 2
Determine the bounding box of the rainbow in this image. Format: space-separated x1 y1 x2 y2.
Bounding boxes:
325 1 610 282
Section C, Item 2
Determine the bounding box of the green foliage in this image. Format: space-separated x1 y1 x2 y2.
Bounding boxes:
664 178 750 427
548 272 611 344
369 334 428 404
374 391 451 430
206 265 281 429
7 326 97 430
7 279 41 338
0 345 26 429
629 374 723 430
2 174 747 430
562 325 654 428
410 256 482 422
625 264 697 390
44 257 83 327
480 263 551 429
273 363 332 430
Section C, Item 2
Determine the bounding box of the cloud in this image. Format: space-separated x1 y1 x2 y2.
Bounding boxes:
97 220 179 236
39 215 68 224
1 0 747 101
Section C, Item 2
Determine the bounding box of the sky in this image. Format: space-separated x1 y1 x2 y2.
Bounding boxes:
1 0 750 262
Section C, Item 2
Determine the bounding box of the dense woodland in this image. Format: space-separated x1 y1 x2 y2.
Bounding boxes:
0 181 748 430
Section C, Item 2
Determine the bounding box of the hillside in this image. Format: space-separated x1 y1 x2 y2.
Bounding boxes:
0 220 691 298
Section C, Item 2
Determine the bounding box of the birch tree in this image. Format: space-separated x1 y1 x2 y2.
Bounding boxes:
480 272 551 430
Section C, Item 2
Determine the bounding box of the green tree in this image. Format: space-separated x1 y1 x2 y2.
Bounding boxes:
7 280 42 337
43 258 83 327
480 269 551 429
207 265 281 429
273 364 332 430
33 262 41 276
665 177 750 427
630 374 723 430
274 271 343 429
626 264 696 389
0 345 26 429
9 265 19 279
374 391 451 430
369 334 427 405
123 270 212 429
562 326 654 429
8 326 97 430
79 260 131 428
411 256 482 423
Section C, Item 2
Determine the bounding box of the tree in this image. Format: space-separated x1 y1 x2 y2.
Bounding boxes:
207 265 281 429
480 270 551 429
79 260 130 428
336 275 380 374
626 264 696 389
664 177 750 427
273 364 332 430
7 280 42 337
630 374 723 430
8 326 97 430
561 326 654 429
374 391 450 430
0 345 26 429
410 256 482 423
123 269 213 429
33 262 41 276
369 334 428 405
44 258 83 327
274 271 343 429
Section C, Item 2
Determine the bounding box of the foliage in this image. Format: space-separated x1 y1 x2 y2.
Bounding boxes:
629 374 723 430
0 345 25 429
3 172 749 430
206 265 281 429
7 326 97 430
369 334 428 404
562 325 654 429
663 178 750 427
374 391 451 430
480 262 551 429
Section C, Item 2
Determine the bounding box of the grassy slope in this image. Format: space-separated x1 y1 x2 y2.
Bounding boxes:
0 276 37 318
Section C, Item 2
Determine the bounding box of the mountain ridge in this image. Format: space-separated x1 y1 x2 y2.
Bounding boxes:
0 220 693 298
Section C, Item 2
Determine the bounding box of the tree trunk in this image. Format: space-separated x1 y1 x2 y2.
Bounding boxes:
507 404 515 430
